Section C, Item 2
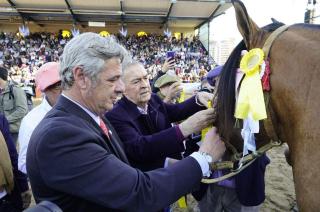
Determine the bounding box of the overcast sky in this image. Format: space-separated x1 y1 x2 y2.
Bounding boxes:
210 0 307 41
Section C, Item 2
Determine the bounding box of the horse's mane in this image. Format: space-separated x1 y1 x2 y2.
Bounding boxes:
293 23 320 30
215 22 285 142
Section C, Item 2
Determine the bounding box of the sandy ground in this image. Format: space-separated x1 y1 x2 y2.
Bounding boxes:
172 145 296 212
261 145 296 211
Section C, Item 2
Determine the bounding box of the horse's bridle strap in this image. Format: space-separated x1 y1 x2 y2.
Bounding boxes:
262 25 290 58
263 93 281 143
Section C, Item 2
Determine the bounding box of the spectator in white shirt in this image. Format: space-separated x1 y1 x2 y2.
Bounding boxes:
18 62 61 174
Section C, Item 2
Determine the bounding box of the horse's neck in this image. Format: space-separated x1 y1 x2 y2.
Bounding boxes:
268 25 320 145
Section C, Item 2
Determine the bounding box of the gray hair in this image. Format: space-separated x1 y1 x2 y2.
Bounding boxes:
59 32 128 89
121 60 144 79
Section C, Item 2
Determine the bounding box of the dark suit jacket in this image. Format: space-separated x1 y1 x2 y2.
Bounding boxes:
27 95 203 212
105 94 205 171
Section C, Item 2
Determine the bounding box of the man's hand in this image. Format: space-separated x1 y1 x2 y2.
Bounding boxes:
21 189 32 209
163 82 183 103
179 108 215 137
199 127 226 162
162 58 175 73
196 92 214 107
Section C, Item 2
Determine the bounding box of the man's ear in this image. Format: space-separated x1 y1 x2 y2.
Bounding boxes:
73 67 90 89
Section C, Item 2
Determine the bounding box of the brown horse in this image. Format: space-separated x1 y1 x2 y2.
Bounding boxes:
215 0 320 211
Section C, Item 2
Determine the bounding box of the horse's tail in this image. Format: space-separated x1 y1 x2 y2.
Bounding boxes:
215 41 246 141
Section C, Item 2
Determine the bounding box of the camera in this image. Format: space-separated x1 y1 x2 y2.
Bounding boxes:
166 51 175 62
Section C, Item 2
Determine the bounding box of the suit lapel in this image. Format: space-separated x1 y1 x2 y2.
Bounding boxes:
102 117 129 164
55 96 129 164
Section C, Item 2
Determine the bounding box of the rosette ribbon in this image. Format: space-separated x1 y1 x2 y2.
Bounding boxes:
235 48 267 121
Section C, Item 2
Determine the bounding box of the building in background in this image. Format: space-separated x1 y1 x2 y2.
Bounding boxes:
210 38 236 65
198 0 307 66
305 0 320 24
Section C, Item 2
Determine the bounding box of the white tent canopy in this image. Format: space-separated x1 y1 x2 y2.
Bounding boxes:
0 0 232 29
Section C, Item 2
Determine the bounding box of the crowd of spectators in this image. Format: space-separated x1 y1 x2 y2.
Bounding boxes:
117 34 215 82
0 31 215 91
0 32 67 89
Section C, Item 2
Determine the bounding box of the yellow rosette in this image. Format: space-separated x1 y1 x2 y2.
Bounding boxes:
178 89 185 103
177 196 187 208
234 48 267 121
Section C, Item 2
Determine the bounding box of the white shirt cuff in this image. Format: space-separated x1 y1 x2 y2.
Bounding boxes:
163 157 169 168
190 152 211 177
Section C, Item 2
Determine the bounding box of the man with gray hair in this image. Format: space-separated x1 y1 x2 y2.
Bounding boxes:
26 32 226 212
106 61 216 172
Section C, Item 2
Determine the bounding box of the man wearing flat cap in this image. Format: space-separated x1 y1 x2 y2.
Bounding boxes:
154 73 182 104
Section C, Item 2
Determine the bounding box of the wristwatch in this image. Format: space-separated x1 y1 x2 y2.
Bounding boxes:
199 151 213 163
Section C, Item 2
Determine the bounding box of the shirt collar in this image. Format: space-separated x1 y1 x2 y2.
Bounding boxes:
61 93 100 125
42 96 53 111
137 105 148 115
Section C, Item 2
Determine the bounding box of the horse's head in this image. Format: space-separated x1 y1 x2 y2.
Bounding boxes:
218 1 320 210
215 0 285 154
233 0 288 50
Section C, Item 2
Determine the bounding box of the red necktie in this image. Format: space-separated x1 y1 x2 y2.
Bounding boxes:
99 120 110 139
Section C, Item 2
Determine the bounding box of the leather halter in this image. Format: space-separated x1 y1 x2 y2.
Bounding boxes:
262 25 290 144
202 25 290 184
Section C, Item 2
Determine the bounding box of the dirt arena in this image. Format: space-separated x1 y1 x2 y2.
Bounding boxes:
172 144 296 212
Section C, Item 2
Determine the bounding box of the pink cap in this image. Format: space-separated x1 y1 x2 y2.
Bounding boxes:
35 62 60 92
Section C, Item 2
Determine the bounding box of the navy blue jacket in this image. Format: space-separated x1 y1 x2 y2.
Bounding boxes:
27 95 203 212
105 94 205 171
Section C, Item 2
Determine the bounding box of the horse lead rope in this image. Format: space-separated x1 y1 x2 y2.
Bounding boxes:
202 139 281 184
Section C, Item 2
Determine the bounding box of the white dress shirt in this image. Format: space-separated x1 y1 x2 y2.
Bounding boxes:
18 97 52 174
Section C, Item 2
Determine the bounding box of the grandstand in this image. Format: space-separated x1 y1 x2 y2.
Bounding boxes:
0 0 231 33
0 1 234 89
0 0 232 54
